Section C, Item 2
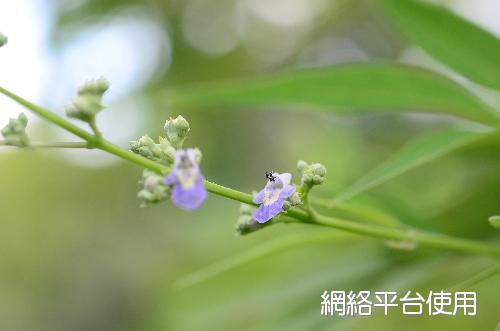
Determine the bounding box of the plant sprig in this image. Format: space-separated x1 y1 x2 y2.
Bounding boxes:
0 85 499 258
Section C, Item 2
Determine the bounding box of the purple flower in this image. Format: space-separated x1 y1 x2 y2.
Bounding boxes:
164 149 207 210
253 172 296 223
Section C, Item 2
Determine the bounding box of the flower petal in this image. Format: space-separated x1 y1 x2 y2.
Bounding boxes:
252 199 284 223
253 189 266 204
164 171 177 185
278 173 292 186
171 174 207 210
279 185 295 199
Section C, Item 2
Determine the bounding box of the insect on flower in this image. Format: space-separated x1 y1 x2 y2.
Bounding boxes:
265 171 276 182
252 172 296 223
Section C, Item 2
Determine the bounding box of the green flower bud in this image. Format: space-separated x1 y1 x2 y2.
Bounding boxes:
289 192 302 206
137 170 171 207
297 160 308 172
282 192 302 211
235 213 263 235
235 201 280 235
239 202 254 215
78 78 109 95
1 113 30 147
65 78 109 123
130 135 175 165
298 160 327 186
164 115 190 149
0 33 7 47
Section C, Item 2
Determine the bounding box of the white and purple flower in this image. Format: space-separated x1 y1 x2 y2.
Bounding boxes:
253 172 296 223
164 149 207 210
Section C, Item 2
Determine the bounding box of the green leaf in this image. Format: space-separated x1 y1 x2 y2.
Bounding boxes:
448 263 500 291
381 0 500 91
173 63 498 124
173 231 350 289
330 129 488 206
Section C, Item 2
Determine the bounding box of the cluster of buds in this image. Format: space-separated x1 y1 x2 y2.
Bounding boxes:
1 113 30 147
65 78 109 130
137 170 172 208
164 115 190 149
130 135 175 165
131 115 205 209
297 160 327 188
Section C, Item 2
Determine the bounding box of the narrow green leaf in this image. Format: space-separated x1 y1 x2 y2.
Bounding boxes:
381 0 500 91
172 63 498 124
173 231 350 289
330 129 487 206
448 263 500 291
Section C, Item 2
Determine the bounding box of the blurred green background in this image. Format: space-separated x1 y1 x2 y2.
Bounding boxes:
0 0 499 330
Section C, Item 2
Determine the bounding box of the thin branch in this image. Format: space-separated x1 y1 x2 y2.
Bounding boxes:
1 85 499 258
0 140 89 149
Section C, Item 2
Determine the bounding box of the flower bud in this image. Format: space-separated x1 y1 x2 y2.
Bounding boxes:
164 115 190 149
235 214 262 235
297 160 308 172
1 113 30 147
235 202 267 235
130 135 175 165
137 170 171 207
282 192 302 211
0 33 7 47
65 78 109 122
298 160 327 186
289 192 302 206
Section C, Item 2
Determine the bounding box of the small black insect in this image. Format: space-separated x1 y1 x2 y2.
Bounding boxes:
265 171 276 182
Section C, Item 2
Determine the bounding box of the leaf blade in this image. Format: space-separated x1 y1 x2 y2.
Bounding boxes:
173 63 498 124
330 129 488 206
381 0 500 91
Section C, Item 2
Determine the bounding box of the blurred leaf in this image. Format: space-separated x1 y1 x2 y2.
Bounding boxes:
448 262 500 291
173 231 351 289
312 197 404 227
330 129 488 206
381 0 500 91
172 63 498 124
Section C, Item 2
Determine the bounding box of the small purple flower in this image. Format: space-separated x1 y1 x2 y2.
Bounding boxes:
164 149 207 210
253 172 295 223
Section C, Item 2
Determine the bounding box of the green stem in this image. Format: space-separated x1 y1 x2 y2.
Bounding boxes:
310 213 499 257
0 86 96 142
31 142 89 148
1 85 499 258
311 197 405 228
88 117 101 138
0 141 89 148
